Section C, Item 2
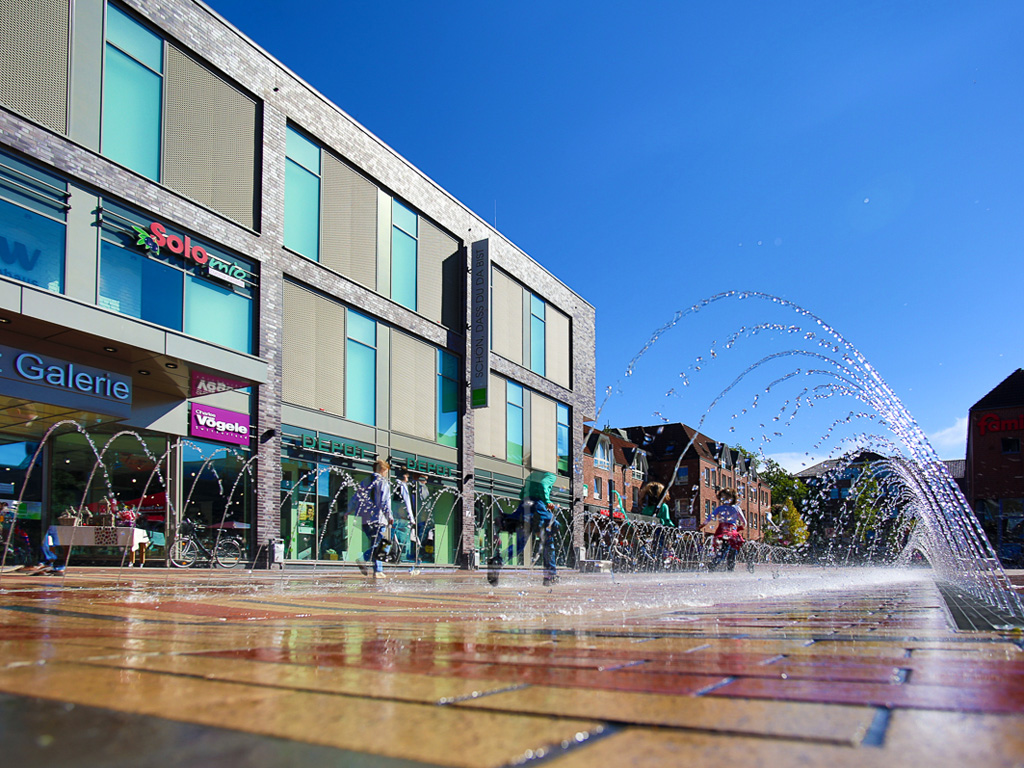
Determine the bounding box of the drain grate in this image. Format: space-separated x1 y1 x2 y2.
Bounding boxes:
936 582 1024 631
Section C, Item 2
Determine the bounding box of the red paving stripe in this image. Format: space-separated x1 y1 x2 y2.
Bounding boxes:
710 676 1024 713
139 601 304 620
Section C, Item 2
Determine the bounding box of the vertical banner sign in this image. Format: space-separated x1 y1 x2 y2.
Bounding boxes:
470 239 490 408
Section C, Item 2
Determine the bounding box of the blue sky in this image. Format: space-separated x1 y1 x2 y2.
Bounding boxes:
207 0 1024 469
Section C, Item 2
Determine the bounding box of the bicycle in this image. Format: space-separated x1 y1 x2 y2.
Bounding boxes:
168 519 244 568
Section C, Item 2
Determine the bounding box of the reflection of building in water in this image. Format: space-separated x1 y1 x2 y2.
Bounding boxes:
0 0 594 567
967 369 1024 566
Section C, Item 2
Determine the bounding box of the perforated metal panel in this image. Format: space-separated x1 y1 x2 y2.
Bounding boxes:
546 306 571 389
391 331 435 441
530 393 557 472
418 218 456 324
283 281 346 415
0 0 68 133
164 46 256 228
491 269 523 365
322 153 377 289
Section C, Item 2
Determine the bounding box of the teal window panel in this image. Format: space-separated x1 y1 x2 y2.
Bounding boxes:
530 294 545 320
99 241 182 330
284 159 320 259
391 227 417 309
437 350 458 448
506 402 523 466
103 45 162 180
106 4 163 72
506 380 523 408
556 402 569 474
392 199 417 236
530 314 545 376
346 340 375 426
346 308 376 347
440 349 459 379
0 198 65 294
185 276 253 353
286 126 321 174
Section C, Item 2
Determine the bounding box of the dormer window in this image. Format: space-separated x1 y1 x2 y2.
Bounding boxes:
594 441 611 470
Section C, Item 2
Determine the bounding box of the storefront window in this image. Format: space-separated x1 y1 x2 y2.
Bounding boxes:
50 428 169 559
0 152 67 294
180 439 252 556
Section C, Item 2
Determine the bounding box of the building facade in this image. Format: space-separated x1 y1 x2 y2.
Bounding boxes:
966 369 1024 565
622 423 771 539
0 0 595 567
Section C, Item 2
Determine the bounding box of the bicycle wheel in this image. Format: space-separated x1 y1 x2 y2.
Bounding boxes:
168 537 198 568
214 538 243 568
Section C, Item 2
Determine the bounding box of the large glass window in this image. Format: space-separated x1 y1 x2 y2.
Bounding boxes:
437 350 459 448
103 4 163 180
0 153 67 293
556 403 570 475
185 277 253 352
99 241 183 329
346 309 376 425
506 381 524 465
99 202 255 353
284 126 322 260
530 293 546 376
391 199 417 310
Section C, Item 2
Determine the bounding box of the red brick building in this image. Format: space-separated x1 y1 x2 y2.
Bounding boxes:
966 369 1024 563
581 426 648 520
622 423 771 540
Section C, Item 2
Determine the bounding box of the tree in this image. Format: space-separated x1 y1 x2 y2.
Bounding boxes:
766 498 808 547
758 458 808 511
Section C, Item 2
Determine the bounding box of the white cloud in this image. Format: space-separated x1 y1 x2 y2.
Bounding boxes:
927 416 967 459
763 451 824 474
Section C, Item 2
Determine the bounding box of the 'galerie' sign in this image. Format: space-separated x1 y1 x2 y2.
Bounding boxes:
0 344 132 418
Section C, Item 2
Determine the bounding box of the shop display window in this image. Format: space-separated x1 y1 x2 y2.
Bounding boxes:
51 428 169 559
180 439 252 557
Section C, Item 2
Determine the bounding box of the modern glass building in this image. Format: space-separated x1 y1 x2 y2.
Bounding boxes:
0 0 595 568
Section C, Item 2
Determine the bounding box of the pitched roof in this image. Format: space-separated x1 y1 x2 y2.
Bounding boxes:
943 459 966 479
971 369 1024 411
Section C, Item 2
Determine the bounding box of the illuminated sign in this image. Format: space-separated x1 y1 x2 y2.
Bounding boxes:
0 344 132 417
190 404 251 446
134 222 249 287
393 454 456 479
978 413 1024 436
470 239 490 408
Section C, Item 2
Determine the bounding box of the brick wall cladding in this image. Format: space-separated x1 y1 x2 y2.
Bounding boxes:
0 0 597 565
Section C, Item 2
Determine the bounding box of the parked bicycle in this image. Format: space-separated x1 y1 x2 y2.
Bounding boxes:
168 519 243 568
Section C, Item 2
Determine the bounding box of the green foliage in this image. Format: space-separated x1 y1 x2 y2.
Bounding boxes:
759 458 808 510
766 497 808 547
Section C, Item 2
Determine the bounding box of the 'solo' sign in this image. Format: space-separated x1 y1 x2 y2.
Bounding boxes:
190 404 251 447
470 239 490 408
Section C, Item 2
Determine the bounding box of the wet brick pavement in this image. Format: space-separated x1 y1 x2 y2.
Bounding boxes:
1 566 1022 767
